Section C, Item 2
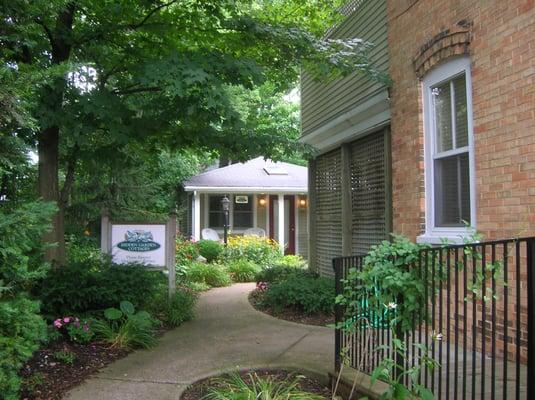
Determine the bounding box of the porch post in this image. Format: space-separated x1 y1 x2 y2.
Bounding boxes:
341 143 352 256
278 193 285 253
308 159 317 272
193 191 201 241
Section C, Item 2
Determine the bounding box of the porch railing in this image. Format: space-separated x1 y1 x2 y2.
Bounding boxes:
333 237 535 400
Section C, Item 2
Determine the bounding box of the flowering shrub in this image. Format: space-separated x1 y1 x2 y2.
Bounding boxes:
256 282 268 292
176 236 200 266
53 316 94 344
221 235 281 267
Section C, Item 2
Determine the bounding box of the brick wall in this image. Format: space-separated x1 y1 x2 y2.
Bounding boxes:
387 0 535 367
387 0 535 241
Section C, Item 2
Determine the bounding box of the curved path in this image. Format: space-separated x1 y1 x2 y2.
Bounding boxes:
66 283 334 400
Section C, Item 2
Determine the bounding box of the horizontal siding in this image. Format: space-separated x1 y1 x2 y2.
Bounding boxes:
301 0 389 137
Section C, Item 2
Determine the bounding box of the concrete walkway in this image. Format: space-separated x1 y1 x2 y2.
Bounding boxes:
66 283 334 400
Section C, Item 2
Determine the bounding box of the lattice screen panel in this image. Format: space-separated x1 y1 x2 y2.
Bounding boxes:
350 132 388 255
314 149 343 277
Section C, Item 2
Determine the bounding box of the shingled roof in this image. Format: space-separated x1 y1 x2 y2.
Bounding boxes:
184 157 307 193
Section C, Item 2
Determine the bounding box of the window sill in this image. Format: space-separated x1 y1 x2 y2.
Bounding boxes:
417 230 474 245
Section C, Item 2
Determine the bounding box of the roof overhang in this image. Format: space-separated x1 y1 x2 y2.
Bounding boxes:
184 186 308 194
300 89 391 155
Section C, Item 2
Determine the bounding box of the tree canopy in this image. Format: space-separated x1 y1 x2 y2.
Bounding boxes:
1 0 377 264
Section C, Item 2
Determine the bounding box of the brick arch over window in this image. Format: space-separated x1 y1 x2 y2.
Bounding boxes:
413 21 472 78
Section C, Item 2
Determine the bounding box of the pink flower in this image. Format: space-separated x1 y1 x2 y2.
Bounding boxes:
63 317 71 323
74 320 81 328
53 319 62 328
83 324 90 332
256 282 268 291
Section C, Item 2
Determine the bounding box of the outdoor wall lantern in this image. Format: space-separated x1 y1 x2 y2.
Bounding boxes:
258 197 267 207
299 197 307 208
221 196 230 246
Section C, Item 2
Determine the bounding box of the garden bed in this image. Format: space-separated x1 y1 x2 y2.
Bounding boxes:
249 289 334 327
180 369 331 400
19 337 129 400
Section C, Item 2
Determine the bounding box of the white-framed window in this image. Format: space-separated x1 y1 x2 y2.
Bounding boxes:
207 194 254 230
418 57 476 244
208 194 226 228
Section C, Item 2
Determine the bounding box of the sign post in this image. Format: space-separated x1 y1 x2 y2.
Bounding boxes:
101 209 177 300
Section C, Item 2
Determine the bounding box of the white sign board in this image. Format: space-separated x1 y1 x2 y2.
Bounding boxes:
110 224 166 267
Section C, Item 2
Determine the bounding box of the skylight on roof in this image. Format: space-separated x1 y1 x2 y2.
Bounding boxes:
264 166 288 175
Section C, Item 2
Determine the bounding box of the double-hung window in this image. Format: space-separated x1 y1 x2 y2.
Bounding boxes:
420 57 476 243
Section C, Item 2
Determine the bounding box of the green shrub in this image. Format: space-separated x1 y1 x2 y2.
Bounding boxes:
273 255 307 269
262 275 335 314
0 201 53 399
0 296 47 399
53 350 76 365
184 262 231 287
36 258 166 317
221 236 281 268
255 265 313 284
227 259 261 283
65 235 101 264
147 287 197 327
92 301 157 349
203 372 324 400
198 240 223 263
176 235 199 266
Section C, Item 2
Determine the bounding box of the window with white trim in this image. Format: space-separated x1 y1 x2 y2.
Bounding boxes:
421 57 476 242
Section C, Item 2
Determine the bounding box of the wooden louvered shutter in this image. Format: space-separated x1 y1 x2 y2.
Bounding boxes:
314 149 342 277
350 131 390 254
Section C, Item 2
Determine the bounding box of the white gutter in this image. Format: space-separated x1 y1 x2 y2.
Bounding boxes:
184 186 308 194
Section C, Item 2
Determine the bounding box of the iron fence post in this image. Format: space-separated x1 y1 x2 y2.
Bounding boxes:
334 257 342 372
527 239 535 400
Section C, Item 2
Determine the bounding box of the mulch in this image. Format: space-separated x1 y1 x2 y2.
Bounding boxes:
180 369 331 400
19 338 130 400
248 289 334 327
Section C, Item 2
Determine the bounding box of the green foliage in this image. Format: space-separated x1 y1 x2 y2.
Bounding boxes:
147 287 197 328
263 275 335 315
0 201 55 294
203 372 325 400
227 259 261 283
0 202 52 399
274 255 307 269
369 338 438 400
176 236 200 266
0 296 47 400
336 235 428 333
183 262 232 288
255 264 311 284
92 301 157 349
36 258 166 317
222 236 281 268
198 240 223 263
65 235 102 264
53 350 76 365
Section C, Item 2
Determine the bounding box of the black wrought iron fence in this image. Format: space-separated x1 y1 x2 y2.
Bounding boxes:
333 237 535 400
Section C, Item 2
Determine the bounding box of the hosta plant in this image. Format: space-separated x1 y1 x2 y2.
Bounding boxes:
92 301 157 349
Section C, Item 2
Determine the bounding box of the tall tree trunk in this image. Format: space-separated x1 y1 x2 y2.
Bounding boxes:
38 125 66 264
38 3 75 266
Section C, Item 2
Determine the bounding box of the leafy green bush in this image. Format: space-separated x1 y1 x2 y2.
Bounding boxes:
176 235 199 266
262 275 335 314
36 258 166 317
147 287 197 327
184 262 231 287
65 235 101 264
273 255 307 269
198 240 223 263
227 259 261 282
92 301 157 349
221 236 281 268
204 372 324 400
255 264 313 284
0 201 53 399
53 350 76 365
0 296 47 399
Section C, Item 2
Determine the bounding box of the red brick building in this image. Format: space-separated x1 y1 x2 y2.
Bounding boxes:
301 0 535 275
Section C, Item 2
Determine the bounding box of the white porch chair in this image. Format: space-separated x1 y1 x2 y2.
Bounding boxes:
243 227 266 237
201 228 220 241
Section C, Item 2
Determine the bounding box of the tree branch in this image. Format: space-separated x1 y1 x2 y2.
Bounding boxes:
112 86 162 95
128 0 181 30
